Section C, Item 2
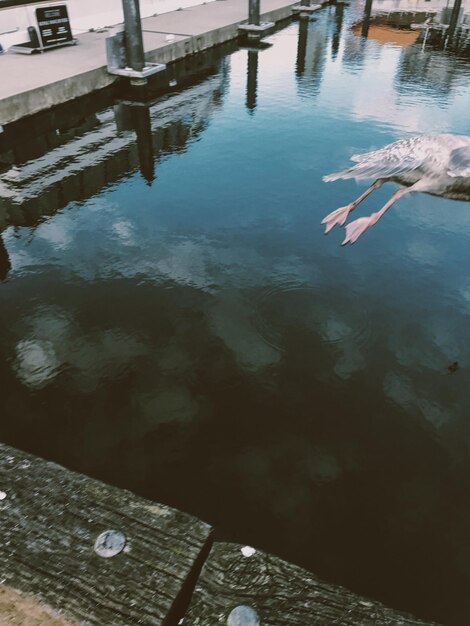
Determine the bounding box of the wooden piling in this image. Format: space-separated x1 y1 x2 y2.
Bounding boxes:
0 443 212 625
183 542 442 625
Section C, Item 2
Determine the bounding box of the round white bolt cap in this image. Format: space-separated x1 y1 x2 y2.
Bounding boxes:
241 546 256 557
94 530 126 558
228 605 260 626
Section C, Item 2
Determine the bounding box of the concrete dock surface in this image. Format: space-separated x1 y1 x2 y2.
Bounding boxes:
0 0 298 126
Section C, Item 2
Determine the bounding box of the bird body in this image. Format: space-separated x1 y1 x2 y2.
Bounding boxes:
322 134 470 244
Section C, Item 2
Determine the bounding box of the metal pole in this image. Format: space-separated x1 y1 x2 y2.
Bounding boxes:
249 0 260 26
122 0 145 71
447 0 462 41
361 0 373 38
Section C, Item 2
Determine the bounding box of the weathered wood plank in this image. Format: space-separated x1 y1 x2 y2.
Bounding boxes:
0 443 212 625
0 585 76 625
183 542 441 626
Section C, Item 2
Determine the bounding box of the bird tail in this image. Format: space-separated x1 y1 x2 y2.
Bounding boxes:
323 168 358 183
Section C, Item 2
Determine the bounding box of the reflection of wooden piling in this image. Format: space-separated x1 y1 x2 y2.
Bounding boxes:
0 443 212 626
246 50 259 113
296 17 309 76
361 0 373 38
447 0 463 41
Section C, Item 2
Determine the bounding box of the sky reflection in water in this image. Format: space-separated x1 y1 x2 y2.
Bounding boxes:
1 3 470 624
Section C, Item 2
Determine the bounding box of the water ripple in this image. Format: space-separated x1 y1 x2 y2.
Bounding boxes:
253 279 372 352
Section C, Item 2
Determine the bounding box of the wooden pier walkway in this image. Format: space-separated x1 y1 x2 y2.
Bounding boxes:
0 443 441 625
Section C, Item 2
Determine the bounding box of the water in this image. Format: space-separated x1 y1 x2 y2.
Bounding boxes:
1 4 470 624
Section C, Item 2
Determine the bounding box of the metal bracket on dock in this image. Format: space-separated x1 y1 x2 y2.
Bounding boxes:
238 22 275 36
106 33 166 79
291 4 322 14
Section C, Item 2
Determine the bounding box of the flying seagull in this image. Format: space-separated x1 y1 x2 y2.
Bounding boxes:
322 134 470 245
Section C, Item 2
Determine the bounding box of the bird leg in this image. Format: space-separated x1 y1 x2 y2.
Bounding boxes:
322 178 385 234
342 186 413 246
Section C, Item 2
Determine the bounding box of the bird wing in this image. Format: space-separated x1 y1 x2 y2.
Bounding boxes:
447 146 470 178
323 136 430 182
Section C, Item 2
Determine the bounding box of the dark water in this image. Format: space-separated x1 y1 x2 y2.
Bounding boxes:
1 4 470 624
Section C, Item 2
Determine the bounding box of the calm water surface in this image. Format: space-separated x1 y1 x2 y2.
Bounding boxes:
1 5 470 624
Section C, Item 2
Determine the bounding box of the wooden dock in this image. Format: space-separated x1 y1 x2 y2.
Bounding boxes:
0 443 441 625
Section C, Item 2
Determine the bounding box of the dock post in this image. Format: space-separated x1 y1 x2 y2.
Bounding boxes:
122 0 145 83
446 0 463 42
238 0 274 43
106 1 166 85
292 0 322 20
361 0 373 38
248 0 260 26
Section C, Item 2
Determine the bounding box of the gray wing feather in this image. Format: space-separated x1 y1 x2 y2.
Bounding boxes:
323 136 429 182
447 147 470 178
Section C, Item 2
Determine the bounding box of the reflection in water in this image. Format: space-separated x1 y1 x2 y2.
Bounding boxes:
361 0 373 37
332 1 345 58
447 0 464 40
2 6 470 626
296 16 309 75
355 0 470 54
115 103 155 185
0 51 230 238
295 12 329 97
397 42 461 96
0 236 11 281
246 50 259 113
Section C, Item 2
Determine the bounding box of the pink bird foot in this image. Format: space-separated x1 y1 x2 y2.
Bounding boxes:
321 205 353 234
342 214 377 245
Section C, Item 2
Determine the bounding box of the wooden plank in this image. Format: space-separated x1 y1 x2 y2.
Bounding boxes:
183 542 441 626
0 443 212 625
